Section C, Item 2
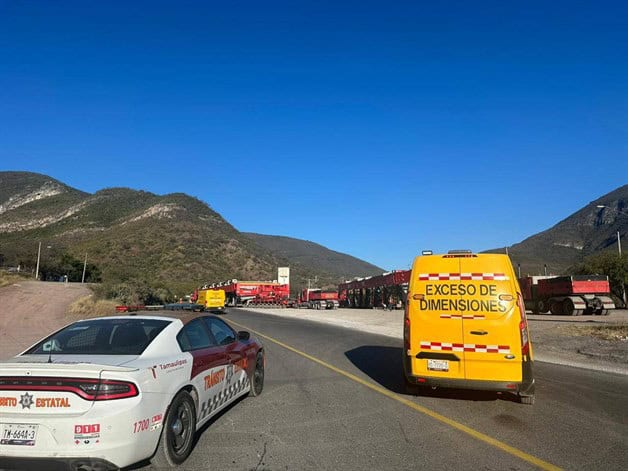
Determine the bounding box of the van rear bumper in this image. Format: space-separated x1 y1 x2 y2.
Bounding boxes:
403 354 535 396
405 373 535 395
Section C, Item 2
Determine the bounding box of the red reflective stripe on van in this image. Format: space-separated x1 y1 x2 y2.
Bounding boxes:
420 341 511 354
418 273 509 281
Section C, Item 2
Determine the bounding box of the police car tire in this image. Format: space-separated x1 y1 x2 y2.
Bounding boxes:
248 352 264 397
152 391 197 467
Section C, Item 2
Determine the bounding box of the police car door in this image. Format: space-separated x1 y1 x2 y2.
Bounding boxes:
177 318 229 424
203 317 249 406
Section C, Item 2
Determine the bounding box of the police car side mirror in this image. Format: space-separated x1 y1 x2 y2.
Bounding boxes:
237 331 250 341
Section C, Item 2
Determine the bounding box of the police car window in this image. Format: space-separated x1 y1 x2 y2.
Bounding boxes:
178 319 213 351
203 318 236 346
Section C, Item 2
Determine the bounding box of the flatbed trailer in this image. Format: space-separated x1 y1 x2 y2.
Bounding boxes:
518 275 615 315
204 279 290 307
339 270 410 309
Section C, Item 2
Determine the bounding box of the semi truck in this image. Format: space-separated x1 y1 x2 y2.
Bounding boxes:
339 270 411 308
518 275 615 316
203 279 290 307
298 289 339 310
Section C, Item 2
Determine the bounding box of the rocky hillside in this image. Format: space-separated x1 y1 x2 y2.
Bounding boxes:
490 185 628 275
244 233 384 287
0 171 382 294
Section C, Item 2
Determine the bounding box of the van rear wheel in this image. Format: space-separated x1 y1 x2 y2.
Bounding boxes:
519 394 535 405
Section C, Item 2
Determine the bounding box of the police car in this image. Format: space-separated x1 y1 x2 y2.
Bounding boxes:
0 314 265 470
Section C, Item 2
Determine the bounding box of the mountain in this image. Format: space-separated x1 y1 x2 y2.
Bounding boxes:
489 185 628 275
244 233 384 287
0 171 382 294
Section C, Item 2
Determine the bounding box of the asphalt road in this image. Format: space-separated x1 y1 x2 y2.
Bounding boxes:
137 308 628 471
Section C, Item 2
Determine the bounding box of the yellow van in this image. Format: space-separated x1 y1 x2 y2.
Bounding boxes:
197 288 226 312
402 250 535 404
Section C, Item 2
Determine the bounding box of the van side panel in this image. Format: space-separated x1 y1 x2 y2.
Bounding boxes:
408 256 466 380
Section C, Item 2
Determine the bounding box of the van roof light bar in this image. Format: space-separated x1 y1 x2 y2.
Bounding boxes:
421 250 433 255
447 249 473 254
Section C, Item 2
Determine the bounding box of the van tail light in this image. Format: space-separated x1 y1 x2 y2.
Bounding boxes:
404 306 411 351
517 293 530 356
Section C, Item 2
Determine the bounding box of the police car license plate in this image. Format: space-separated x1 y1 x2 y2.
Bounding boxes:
0 424 38 446
427 359 449 372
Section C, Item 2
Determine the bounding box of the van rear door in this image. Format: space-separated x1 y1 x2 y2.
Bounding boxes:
410 256 465 380
459 255 521 382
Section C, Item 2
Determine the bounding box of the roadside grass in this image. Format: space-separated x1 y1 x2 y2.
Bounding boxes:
570 324 628 341
0 272 30 288
66 295 118 319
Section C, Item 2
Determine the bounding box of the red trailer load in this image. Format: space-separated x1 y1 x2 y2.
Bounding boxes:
205 279 290 307
537 276 611 297
338 270 410 309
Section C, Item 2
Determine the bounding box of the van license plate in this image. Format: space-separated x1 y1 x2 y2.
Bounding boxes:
1 424 38 446
427 359 449 372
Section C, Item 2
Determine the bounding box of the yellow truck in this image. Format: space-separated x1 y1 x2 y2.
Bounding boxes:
402 250 535 404
197 288 226 312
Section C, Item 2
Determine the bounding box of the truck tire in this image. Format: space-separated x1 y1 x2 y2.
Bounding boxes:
550 302 563 316
538 300 550 314
562 299 581 316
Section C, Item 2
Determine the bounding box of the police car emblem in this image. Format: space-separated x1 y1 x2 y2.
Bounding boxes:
19 392 34 409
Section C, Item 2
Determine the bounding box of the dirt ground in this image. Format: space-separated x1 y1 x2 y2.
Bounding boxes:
0 280 91 359
526 311 628 370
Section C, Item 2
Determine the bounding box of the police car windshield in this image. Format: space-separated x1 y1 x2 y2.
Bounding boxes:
25 318 171 356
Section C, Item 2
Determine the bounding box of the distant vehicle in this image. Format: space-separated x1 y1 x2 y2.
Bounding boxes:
518 275 615 315
0 315 264 469
297 289 339 310
196 288 226 312
402 250 535 404
338 270 410 308
201 279 290 307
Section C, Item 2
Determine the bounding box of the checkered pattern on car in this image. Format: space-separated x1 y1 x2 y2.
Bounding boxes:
199 375 251 420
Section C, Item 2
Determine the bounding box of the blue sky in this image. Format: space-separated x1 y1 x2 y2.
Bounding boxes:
1 1 626 271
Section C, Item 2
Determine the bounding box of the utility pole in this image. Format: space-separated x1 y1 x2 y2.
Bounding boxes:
618 231 627 307
81 252 88 284
35 242 41 280
306 276 318 302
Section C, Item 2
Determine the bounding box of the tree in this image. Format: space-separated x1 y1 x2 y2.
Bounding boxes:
573 251 628 307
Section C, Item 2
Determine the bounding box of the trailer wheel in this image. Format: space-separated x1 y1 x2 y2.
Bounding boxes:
550 302 563 315
538 300 550 314
562 299 580 316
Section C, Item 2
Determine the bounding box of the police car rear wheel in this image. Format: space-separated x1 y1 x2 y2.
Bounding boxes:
249 352 264 397
152 390 197 467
